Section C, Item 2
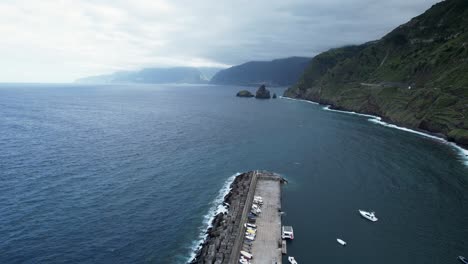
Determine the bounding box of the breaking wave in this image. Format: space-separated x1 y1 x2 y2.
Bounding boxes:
281 96 468 166
186 173 240 263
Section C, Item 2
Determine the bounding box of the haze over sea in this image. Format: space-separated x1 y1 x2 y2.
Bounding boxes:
0 83 467 264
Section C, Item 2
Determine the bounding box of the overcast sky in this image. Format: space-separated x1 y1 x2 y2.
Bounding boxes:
0 0 440 82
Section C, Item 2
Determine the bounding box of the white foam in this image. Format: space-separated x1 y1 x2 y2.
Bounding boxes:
279 96 319 105
322 104 381 119
186 173 240 263
367 117 468 166
281 96 468 167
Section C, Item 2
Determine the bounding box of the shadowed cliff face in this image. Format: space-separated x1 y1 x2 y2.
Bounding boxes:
285 0 468 147
211 57 311 86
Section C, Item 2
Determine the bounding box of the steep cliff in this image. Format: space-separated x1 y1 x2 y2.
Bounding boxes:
285 0 468 147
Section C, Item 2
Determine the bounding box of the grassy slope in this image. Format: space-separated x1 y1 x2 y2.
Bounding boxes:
285 0 468 147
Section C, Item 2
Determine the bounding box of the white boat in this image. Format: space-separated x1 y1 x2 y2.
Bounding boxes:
337 238 346 246
251 205 261 214
245 232 255 237
282 226 294 239
240 250 253 259
245 234 255 241
244 223 257 228
288 256 298 264
239 256 251 264
359 210 378 222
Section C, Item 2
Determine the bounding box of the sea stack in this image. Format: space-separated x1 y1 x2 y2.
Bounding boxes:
236 90 254 97
272 93 277 99
255 84 271 99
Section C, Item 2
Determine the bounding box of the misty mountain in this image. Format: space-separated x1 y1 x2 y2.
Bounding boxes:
75 67 223 84
210 57 311 86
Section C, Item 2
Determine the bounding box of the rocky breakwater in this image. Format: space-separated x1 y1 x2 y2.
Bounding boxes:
191 172 256 264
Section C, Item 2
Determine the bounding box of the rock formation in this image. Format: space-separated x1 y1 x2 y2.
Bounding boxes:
255 84 271 99
236 90 254 97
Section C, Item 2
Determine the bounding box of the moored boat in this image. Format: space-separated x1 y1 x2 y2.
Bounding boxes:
239 256 251 264
240 250 253 260
244 223 257 228
245 234 255 241
282 226 294 239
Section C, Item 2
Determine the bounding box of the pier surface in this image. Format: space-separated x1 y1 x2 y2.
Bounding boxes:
191 171 282 264
250 174 282 264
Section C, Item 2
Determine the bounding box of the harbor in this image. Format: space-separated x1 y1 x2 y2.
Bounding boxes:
191 170 286 264
243 173 283 264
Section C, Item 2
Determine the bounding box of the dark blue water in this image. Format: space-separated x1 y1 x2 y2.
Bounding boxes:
0 84 466 264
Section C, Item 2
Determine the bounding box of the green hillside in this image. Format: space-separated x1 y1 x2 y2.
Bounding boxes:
284 0 468 147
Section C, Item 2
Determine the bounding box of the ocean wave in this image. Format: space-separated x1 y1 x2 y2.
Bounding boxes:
279 96 319 105
186 173 240 263
281 96 468 166
324 105 468 166
367 118 468 166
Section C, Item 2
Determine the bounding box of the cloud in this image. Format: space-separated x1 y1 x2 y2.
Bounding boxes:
0 0 440 82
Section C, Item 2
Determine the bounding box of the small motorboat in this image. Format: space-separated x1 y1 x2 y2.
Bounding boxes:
245 234 255 241
248 212 257 219
359 210 378 222
245 232 255 237
239 256 251 264
459 256 468 264
288 256 298 264
240 250 253 260
337 238 346 246
246 228 256 235
244 223 257 228
282 226 294 240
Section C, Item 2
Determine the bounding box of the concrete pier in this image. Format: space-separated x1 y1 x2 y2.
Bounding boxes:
249 173 283 264
191 171 283 264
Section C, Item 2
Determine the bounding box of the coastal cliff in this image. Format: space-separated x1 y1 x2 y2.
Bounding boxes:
284 0 468 147
211 57 310 86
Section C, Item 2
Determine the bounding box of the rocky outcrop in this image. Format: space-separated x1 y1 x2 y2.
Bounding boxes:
190 172 255 264
284 0 468 148
255 84 271 99
272 93 277 99
236 90 254 97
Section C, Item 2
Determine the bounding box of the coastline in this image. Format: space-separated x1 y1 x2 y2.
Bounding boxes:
280 96 468 167
187 173 239 263
189 171 284 264
189 172 257 263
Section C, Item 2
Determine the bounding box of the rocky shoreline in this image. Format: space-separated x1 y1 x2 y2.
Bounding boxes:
284 93 468 149
190 172 255 264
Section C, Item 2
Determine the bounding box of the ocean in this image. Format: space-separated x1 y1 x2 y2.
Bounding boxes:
0 83 467 263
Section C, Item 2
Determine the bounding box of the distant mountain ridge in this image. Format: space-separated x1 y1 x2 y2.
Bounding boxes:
75 67 222 84
285 0 468 147
210 57 311 86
